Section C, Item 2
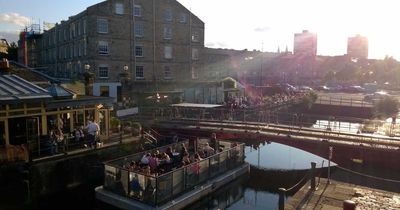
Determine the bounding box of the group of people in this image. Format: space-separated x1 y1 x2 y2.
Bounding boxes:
48 120 100 154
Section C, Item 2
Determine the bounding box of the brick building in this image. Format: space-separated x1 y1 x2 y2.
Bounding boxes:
23 0 204 102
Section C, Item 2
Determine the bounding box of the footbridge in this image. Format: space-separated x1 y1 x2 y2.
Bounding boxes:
152 118 400 171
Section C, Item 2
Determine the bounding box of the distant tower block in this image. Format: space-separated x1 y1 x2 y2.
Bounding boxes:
293 30 317 58
347 34 368 59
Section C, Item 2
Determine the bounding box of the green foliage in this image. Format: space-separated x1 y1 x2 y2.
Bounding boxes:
110 117 120 128
6 42 18 61
374 96 399 118
172 96 182 104
300 91 318 110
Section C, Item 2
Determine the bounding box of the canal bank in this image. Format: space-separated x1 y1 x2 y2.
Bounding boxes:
285 178 400 210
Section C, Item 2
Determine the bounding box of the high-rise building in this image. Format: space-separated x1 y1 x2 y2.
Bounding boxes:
23 0 204 101
347 34 368 59
293 30 317 57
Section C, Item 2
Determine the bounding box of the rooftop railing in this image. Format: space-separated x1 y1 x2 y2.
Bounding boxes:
102 140 245 206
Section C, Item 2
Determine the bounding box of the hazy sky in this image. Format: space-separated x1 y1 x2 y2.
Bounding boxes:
1 0 399 60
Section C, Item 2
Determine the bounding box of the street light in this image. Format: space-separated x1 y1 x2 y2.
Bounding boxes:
83 63 94 96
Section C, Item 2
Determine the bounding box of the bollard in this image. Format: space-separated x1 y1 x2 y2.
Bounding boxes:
278 188 286 210
311 162 316 190
343 200 356 210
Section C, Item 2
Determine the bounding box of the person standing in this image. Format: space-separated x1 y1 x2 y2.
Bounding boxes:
86 120 99 148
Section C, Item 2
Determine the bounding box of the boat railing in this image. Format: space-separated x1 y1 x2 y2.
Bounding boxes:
102 141 245 206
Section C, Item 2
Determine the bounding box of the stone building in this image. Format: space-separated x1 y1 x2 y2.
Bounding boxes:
25 0 204 102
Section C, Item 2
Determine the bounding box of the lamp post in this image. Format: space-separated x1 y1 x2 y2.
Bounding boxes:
83 64 94 96
119 65 130 106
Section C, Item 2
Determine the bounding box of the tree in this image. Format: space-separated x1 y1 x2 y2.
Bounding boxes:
374 96 399 118
300 91 318 110
6 42 18 61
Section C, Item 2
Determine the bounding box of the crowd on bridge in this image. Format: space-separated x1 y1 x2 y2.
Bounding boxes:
223 91 309 110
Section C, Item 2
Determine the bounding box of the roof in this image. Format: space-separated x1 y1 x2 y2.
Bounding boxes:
0 74 52 104
46 84 75 99
170 103 222 108
46 95 114 109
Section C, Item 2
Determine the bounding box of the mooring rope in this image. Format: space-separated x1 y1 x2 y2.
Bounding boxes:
336 165 400 183
286 170 311 192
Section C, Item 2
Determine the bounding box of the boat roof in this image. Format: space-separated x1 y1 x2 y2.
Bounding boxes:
170 103 223 108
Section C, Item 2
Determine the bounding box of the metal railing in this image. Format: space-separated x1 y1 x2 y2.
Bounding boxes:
102 140 245 206
315 95 373 107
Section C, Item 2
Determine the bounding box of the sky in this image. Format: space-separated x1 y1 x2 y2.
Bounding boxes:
1 0 400 60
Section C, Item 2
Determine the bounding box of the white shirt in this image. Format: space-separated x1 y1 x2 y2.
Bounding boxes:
86 122 99 135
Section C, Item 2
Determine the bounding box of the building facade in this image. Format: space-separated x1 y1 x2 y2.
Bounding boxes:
27 0 204 102
347 34 368 60
293 30 317 58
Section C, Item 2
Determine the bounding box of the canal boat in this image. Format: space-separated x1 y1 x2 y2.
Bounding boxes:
95 139 249 210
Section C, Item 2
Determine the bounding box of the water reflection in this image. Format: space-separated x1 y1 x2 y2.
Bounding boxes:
191 141 329 210
312 120 361 133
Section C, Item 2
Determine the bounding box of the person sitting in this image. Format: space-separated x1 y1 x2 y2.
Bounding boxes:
165 147 174 159
179 143 188 162
203 142 215 157
148 153 159 172
142 165 151 176
141 153 151 165
194 153 202 162
128 161 138 171
181 152 191 166
74 125 84 142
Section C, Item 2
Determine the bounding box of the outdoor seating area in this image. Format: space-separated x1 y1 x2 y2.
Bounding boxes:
102 139 245 206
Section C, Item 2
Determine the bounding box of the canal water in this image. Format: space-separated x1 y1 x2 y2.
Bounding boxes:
31 139 399 210
187 141 330 210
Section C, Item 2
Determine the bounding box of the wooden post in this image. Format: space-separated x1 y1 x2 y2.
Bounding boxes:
278 188 286 210
311 162 316 190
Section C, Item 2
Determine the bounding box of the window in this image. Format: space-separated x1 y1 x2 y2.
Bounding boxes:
99 66 109 78
191 67 198 79
100 86 109 97
135 21 144 37
78 20 81 35
192 31 200 42
164 46 172 59
163 26 172 39
134 5 142 17
135 45 143 57
83 40 87 55
70 44 73 58
78 44 82 57
98 41 109 55
83 19 87 34
192 48 199 60
179 13 187 23
71 23 76 37
164 66 172 79
98 19 108 33
164 8 173 22
135 66 144 79
115 3 124 15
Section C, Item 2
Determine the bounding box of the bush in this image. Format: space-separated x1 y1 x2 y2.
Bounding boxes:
110 117 120 128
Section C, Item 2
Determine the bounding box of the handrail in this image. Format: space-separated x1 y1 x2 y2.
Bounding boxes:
158 142 244 177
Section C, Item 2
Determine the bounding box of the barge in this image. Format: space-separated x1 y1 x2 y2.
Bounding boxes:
95 139 249 209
